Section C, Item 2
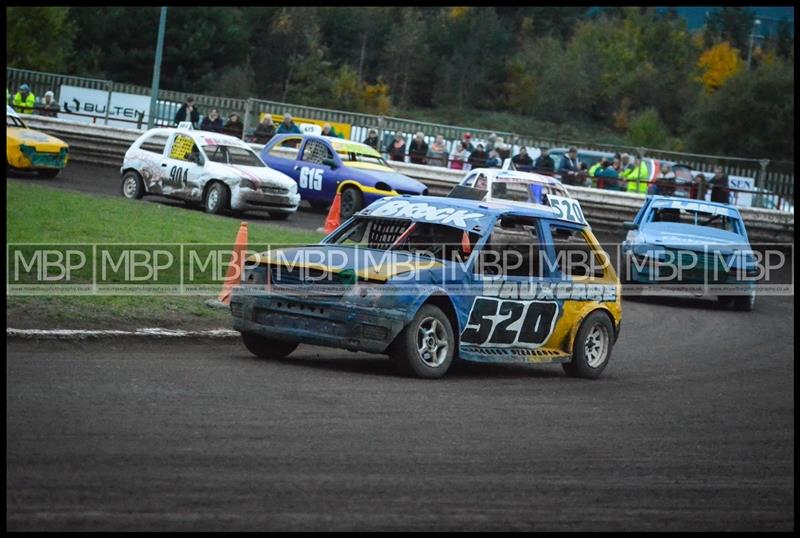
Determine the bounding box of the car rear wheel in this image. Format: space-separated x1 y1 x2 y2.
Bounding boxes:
732 291 755 312
339 187 363 220
121 171 145 199
241 332 298 359
37 168 60 179
562 311 614 379
204 182 229 214
390 304 455 379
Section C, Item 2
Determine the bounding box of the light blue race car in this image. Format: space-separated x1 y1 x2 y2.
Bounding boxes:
621 196 758 310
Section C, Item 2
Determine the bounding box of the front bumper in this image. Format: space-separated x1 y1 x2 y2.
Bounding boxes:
232 189 301 212
12 145 69 170
230 287 406 353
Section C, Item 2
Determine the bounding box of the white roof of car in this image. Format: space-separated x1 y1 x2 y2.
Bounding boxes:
468 167 566 186
7 105 20 118
144 127 249 148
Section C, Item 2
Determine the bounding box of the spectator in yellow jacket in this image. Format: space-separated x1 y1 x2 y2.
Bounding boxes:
13 84 36 114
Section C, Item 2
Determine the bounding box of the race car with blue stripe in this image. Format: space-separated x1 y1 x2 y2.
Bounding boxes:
260 134 427 218
621 196 758 310
231 195 622 379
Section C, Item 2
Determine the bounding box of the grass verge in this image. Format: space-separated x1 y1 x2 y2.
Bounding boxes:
7 181 324 329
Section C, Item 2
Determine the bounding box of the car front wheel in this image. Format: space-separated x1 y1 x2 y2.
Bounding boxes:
390 304 455 379
204 182 229 214
562 311 614 379
241 332 298 359
121 171 145 199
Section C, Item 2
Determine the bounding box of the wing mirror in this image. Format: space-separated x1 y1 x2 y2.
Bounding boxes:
322 157 338 169
623 221 638 230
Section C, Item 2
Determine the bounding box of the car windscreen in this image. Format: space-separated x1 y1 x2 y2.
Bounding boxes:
329 217 480 263
203 145 265 167
648 206 741 234
336 150 389 167
7 115 25 128
492 181 567 205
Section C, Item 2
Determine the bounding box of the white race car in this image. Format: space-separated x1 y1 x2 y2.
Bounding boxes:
455 167 571 207
120 126 300 219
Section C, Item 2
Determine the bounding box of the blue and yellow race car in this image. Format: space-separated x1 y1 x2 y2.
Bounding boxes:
231 195 622 379
621 196 758 310
260 134 427 218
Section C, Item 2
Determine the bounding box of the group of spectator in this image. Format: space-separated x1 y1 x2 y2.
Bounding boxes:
173 97 245 138
7 83 60 117
384 131 520 170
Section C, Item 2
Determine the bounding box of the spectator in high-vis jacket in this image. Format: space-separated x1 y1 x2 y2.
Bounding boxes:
13 83 36 114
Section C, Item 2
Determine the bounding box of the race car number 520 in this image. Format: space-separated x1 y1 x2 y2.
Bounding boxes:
549 195 586 225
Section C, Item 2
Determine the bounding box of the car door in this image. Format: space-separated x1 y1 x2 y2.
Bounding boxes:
262 135 304 180
540 219 618 353
160 133 203 199
295 137 338 203
459 215 567 362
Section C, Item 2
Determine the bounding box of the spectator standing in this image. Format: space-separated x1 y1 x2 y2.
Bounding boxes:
174 96 200 127
558 146 582 185
200 109 224 132
408 132 429 165
223 112 245 138
709 166 730 204
534 147 555 172
427 135 448 167
321 123 343 138
460 132 475 153
38 91 59 117
450 142 469 170
511 146 534 170
276 113 302 134
468 143 488 169
694 173 708 200
495 137 511 162
485 133 498 152
485 149 502 168
654 163 676 195
254 113 277 144
597 158 624 191
388 133 407 162
363 129 380 151
13 84 36 114
623 155 650 193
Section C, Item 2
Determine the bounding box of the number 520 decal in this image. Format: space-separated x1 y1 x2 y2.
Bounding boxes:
461 297 558 348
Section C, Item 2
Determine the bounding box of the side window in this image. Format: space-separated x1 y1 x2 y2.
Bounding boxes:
546 224 606 279
139 134 168 156
476 217 542 278
268 136 303 159
168 134 197 162
301 139 333 164
462 171 478 186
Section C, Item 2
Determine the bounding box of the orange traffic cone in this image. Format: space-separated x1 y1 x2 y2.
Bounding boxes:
323 191 343 234
217 221 248 305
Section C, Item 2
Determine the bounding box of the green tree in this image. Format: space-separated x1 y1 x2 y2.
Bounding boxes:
7 7 75 72
626 108 669 148
687 59 794 160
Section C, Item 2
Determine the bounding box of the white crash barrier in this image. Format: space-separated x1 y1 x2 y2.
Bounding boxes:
21 115 794 243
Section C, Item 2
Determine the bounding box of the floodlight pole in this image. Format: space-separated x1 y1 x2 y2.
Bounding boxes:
147 7 168 130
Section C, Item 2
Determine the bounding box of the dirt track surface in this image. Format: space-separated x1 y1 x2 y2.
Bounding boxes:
6 294 794 531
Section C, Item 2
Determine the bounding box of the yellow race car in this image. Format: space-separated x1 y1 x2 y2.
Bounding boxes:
6 105 69 178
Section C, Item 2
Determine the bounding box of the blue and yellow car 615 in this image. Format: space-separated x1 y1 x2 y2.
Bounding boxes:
231 195 622 379
6 105 69 178
260 134 427 219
